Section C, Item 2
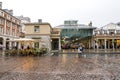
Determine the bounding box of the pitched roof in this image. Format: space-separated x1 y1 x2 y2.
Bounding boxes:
99 23 120 30
54 24 96 29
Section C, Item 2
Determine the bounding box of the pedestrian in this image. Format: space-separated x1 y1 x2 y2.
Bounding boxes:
78 45 83 53
95 42 98 49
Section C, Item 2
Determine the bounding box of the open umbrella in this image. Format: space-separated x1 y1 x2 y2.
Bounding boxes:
6 38 36 42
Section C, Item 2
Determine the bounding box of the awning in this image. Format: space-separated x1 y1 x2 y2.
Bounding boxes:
6 38 37 42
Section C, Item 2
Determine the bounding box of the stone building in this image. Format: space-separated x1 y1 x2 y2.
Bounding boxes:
94 23 120 49
24 19 61 51
0 6 21 50
16 15 31 38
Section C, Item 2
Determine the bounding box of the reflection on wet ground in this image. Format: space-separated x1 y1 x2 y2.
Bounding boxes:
0 53 120 80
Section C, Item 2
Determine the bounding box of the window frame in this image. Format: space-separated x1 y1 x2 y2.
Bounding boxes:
34 26 40 32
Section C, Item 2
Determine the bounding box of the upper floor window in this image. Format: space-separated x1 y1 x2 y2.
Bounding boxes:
12 18 15 23
0 11 3 17
0 27 3 34
34 26 39 32
0 18 4 25
7 15 11 20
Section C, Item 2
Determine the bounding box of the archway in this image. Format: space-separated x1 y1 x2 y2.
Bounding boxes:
0 37 3 50
6 38 9 50
0 37 3 44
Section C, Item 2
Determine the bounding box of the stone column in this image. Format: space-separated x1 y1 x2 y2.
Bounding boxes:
18 42 21 49
94 40 96 50
10 22 12 35
4 20 6 35
89 39 90 49
112 39 115 50
15 25 17 37
9 41 12 50
92 37 95 49
3 38 6 50
59 38 61 50
14 42 17 47
39 41 41 48
104 39 106 50
108 40 110 49
96 39 98 49
45 37 51 51
14 42 17 49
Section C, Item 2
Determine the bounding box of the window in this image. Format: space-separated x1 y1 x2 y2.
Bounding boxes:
12 18 15 23
0 27 3 34
7 21 11 27
0 19 4 25
34 26 39 32
0 11 3 16
7 15 11 20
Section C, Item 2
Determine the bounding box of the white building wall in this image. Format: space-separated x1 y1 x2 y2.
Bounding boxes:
25 35 52 51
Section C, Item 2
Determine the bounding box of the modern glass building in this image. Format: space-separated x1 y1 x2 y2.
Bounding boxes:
55 20 96 49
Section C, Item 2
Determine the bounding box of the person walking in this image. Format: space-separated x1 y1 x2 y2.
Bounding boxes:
78 44 83 53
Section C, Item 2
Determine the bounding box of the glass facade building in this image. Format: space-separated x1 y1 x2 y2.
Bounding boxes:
55 20 96 49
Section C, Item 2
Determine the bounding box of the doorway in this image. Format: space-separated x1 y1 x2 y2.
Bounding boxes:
52 39 59 50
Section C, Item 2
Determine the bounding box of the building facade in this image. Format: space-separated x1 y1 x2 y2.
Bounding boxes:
94 23 120 49
0 8 21 50
51 28 61 50
24 20 62 51
16 15 31 38
24 22 52 51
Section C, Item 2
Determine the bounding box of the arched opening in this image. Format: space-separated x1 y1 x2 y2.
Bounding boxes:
6 38 9 50
0 37 3 50
0 37 3 44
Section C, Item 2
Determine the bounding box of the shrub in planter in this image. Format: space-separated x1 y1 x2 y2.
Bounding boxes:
40 48 48 55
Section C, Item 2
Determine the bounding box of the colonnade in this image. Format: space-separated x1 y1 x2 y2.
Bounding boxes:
94 38 118 50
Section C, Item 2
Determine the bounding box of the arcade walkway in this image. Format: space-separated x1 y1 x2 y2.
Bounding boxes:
0 53 120 80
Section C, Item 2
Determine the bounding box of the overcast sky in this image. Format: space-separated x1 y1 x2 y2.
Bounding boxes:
0 0 120 27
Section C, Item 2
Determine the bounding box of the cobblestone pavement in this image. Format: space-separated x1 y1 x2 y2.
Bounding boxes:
0 53 120 80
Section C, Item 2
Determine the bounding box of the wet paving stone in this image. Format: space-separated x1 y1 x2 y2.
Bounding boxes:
0 53 120 80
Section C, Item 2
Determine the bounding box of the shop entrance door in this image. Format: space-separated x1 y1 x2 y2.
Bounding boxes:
52 39 59 50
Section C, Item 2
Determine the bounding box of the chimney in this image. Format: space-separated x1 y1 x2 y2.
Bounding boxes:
0 2 2 9
9 10 13 15
38 19 42 23
88 21 92 27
